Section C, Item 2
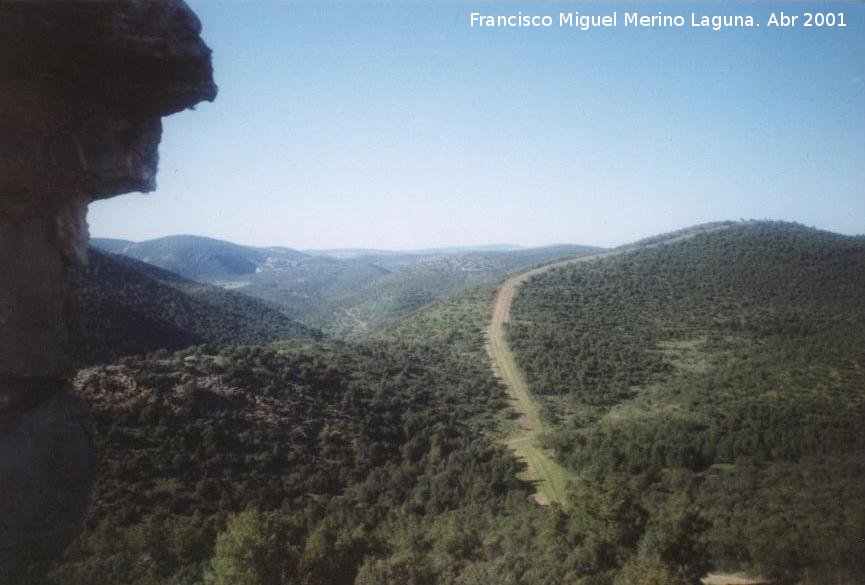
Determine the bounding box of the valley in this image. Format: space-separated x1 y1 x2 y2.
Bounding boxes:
7 3 861 583
46 221 865 584
92 236 600 338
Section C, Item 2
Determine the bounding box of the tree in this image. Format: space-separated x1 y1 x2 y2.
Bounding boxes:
204 511 284 585
637 496 710 584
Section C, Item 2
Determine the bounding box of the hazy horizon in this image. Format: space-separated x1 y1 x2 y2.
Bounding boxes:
89 1 865 249
90 218 865 254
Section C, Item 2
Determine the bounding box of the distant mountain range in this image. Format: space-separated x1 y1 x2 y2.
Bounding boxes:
91 235 602 336
91 236 540 279
302 244 526 259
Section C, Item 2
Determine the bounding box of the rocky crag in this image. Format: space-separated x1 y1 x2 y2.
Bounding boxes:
0 1 215 577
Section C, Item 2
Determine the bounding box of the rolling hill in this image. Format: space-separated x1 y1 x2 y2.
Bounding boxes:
314 244 602 337
52 338 714 585
51 341 536 584
506 221 865 582
93 236 601 336
71 249 320 366
92 235 309 283
90 236 407 326
46 220 865 584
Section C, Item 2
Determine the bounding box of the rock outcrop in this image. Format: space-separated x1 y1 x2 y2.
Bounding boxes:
0 1 216 577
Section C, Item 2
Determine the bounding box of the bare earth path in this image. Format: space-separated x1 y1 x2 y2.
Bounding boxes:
485 226 728 506
486 250 617 505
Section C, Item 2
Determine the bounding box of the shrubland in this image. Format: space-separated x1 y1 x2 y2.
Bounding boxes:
42 221 864 584
508 222 865 582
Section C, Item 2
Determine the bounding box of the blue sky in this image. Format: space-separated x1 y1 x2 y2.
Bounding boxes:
89 2 865 249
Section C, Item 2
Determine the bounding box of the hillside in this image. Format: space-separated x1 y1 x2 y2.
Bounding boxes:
507 221 865 582
47 338 721 585
53 222 865 584
87 238 135 253
319 245 601 337
47 342 517 583
71 249 319 366
95 236 601 337
91 235 309 283
375 282 500 357
90 236 414 326
373 243 616 359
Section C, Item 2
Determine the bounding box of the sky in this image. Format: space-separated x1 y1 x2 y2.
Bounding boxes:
89 1 865 250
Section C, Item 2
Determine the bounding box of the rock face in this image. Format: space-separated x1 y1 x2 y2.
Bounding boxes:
0 0 216 577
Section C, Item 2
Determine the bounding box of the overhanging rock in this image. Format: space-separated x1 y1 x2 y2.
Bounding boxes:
0 1 216 577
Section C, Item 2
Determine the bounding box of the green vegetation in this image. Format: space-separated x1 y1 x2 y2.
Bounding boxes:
50 341 522 583
48 221 865 584
91 235 308 282
508 221 865 582
375 282 499 357
94 236 599 337
45 341 708 585
322 246 601 338
72 249 319 366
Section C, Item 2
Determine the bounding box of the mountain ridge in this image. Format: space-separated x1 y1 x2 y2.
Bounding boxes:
92 234 603 336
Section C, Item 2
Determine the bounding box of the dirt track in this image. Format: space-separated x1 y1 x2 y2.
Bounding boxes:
485 250 614 505
485 226 727 505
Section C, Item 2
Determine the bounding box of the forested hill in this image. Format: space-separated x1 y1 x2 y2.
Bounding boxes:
50 339 720 584
52 221 865 584
319 244 601 337
49 342 528 583
508 221 865 582
93 234 601 337
91 235 309 282
71 249 320 366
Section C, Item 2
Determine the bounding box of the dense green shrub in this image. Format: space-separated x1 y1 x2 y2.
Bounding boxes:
509 222 865 581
